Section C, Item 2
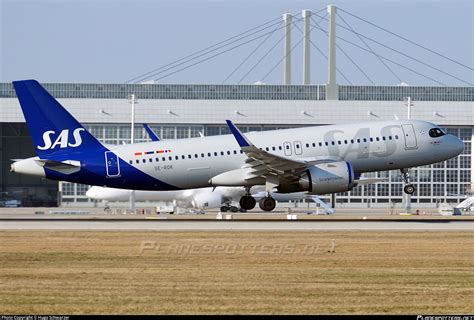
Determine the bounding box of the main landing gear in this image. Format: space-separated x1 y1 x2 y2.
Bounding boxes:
238 187 277 211
239 186 256 210
400 168 416 194
258 195 276 211
239 195 276 211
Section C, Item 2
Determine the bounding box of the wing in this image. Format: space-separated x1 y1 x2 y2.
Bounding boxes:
226 120 339 184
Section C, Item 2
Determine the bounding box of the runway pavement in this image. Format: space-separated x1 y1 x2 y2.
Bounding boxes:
1 219 473 230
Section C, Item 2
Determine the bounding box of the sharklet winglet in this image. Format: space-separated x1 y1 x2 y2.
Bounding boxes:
225 120 251 148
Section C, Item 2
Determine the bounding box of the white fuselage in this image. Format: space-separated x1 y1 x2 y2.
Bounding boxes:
105 120 462 190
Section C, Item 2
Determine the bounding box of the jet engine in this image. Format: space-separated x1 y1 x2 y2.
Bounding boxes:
192 191 223 209
278 161 356 195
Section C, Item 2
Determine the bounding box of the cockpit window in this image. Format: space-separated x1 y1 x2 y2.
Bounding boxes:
429 128 445 138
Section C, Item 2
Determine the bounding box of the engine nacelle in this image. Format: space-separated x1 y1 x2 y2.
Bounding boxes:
192 191 223 210
279 161 355 195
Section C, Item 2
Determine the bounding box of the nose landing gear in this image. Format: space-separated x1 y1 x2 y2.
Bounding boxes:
401 168 416 194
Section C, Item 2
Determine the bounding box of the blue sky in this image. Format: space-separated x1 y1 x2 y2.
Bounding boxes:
1 0 473 85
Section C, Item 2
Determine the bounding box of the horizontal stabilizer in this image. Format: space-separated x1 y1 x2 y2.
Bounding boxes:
34 159 81 174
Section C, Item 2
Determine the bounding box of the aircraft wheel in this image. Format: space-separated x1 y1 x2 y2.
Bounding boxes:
230 206 239 213
239 195 256 210
259 196 276 212
220 205 229 212
404 184 416 195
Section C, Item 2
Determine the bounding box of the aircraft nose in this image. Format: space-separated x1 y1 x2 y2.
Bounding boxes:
449 135 464 156
454 136 464 155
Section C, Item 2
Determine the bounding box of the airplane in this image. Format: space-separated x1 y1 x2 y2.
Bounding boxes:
10 80 464 211
88 125 329 212
85 185 308 212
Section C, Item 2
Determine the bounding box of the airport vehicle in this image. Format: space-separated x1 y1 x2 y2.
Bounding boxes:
11 80 464 211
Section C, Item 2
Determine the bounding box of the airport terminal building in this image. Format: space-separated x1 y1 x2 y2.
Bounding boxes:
0 83 472 207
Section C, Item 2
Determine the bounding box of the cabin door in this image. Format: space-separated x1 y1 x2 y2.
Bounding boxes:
401 124 418 150
105 151 121 177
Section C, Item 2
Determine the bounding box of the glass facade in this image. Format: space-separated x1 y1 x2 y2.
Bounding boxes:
62 124 472 207
2 82 473 101
339 85 474 101
0 83 326 100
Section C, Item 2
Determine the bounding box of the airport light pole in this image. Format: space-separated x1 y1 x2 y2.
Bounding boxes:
403 96 413 213
404 96 413 120
128 94 138 211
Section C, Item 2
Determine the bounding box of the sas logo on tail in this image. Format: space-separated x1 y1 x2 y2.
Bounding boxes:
37 128 86 150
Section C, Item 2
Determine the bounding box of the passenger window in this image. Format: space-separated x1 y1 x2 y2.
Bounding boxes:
325 142 329 146
136 160 139 164
182 155 185 159
201 153 204 158
175 156 179 160
162 157 166 161
272 147 276 151
313 143 316 147
395 135 399 140
221 151 224 156
156 158 159 162
357 138 361 143
233 150 237 154
129 160 132 164
227 151 231 155
344 140 348 144
194 154 198 158
208 152 211 157
318 142 322 147
370 138 373 142
188 154 192 159
350 139 354 144
240 150 243 154
376 137 380 141
382 137 386 141
305 143 309 148
279 146 282 150
265 147 269 151
363 138 367 143
214 152 218 156
388 136 392 140
337 141 341 145
149 158 153 163
169 156 172 161
331 141 335 145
